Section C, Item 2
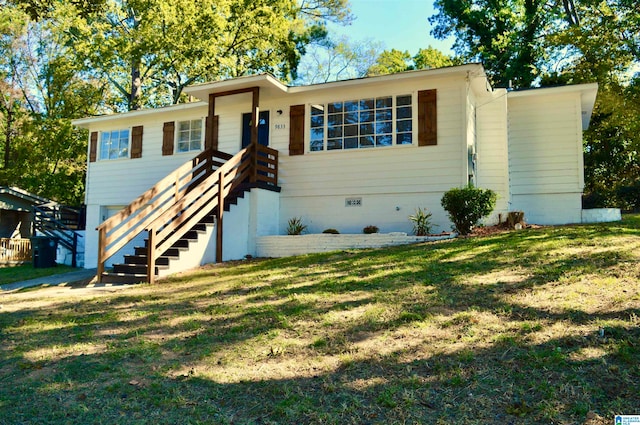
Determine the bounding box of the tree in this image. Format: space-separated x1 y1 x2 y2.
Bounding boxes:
413 46 457 70
295 35 382 84
429 0 555 88
64 0 352 110
0 4 102 205
430 0 640 208
367 48 412 76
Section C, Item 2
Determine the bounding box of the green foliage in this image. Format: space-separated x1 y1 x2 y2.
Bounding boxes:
409 207 433 236
286 217 307 235
367 48 412 76
0 6 97 205
429 0 640 207
429 0 550 88
322 228 340 234
413 46 458 70
441 185 497 235
362 225 379 234
366 46 457 76
616 180 640 212
62 0 352 110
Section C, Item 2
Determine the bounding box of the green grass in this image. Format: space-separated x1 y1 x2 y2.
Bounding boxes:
1 215 639 424
0 264 75 285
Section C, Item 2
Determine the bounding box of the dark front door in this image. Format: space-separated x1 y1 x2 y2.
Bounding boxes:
241 111 270 148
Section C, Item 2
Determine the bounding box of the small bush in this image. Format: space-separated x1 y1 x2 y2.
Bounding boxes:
322 228 340 234
409 207 433 236
363 225 379 234
441 184 497 235
286 217 307 235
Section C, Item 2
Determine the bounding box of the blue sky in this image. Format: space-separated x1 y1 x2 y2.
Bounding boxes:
327 0 455 55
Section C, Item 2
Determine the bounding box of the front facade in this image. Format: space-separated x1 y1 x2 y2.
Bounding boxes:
73 64 597 279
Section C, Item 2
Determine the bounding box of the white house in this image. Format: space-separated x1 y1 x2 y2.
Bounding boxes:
73 63 598 283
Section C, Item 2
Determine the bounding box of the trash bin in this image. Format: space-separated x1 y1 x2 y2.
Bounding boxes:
31 236 58 268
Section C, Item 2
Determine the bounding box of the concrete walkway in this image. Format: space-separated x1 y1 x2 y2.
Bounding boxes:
1 268 97 292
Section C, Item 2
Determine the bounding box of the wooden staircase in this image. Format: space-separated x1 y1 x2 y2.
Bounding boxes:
97 144 278 284
33 202 85 267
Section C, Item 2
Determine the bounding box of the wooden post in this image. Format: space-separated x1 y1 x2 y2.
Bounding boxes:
97 227 106 283
216 172 224 263
206 94 216 150
72 232 77 268
147 228 156 284
251 143 258 183
251 88 259 147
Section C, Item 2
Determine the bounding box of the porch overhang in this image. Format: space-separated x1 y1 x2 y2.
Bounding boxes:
183 73 289 102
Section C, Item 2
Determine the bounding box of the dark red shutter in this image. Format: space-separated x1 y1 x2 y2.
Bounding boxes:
89 131 98 162
289 104 305 156
162 122 174 156
418 89 437 146
131 125 143 158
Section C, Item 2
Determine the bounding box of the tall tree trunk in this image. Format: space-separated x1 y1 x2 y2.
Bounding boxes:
130 61 142 111
4 107 13 169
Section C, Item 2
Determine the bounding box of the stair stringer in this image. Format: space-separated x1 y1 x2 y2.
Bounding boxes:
157 187 280 278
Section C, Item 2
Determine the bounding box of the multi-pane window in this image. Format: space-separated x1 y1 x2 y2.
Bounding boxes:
100 129 129 160
177 120 202 153
310 95 412 151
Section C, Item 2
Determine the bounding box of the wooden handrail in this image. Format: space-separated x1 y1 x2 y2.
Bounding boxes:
97 144 278 282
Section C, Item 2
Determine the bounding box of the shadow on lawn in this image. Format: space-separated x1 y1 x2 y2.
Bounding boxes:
1 222 639 424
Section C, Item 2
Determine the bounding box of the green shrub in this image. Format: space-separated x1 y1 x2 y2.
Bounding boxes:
286 217 307 235
322 228 340 234
409 207 433 236
441 185 497 235
363 225 379 234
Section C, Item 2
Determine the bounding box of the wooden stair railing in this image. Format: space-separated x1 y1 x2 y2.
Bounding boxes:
33 202 84 267
96 144 278 283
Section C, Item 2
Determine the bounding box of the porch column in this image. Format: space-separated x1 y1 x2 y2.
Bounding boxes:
251 87 259 146
206 94 216 150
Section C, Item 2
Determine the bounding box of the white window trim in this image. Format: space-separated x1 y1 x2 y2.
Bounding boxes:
175 118 204 154
307 93 416 153
99 128 131 161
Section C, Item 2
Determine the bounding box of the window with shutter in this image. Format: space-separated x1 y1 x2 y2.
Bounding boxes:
99 129 130 160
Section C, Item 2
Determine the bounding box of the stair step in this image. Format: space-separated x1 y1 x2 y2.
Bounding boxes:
183 230 200 240
124 255 169 266
160 247 185 257
113 263 167 275
200 215 215 224
192 223 207 232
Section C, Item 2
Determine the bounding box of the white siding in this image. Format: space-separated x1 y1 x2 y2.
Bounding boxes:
507 91 584 224
85 105 209 206
278 79 468 234
476 89 510 222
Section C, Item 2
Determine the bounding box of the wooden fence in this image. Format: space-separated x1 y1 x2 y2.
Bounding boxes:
0 238 32 264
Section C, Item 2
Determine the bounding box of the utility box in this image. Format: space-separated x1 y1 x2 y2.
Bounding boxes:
31 236 58 268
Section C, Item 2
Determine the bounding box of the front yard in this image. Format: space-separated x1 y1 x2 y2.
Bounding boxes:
1 215 639 424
